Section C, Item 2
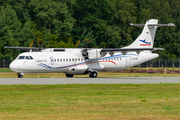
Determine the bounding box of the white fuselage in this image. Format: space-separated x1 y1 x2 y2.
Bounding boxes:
10 50 158 74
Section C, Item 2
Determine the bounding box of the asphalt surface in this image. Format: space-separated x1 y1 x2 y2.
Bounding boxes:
0 77 180 84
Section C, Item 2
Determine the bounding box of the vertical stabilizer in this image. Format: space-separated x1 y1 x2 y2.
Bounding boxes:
124 19 158 48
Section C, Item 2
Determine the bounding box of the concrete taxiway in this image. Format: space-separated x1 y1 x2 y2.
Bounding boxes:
0 77 180 84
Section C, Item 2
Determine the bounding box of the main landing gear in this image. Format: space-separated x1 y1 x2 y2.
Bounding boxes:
65 69 98 78
17 72 24 78
66 74 74 78
65 72 98 78
89 72 98 78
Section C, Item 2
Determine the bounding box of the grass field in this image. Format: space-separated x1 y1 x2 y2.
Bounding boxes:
0 84 180 120
0 68 13 72
1 68 180 78
1 72 180 78
0 68 180 119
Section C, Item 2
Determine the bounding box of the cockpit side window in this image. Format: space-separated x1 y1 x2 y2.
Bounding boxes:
18 56 25 59
30 56 33 59
25 56 30 60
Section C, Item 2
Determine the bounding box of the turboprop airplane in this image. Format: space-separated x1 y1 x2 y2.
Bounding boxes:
5 19 175 78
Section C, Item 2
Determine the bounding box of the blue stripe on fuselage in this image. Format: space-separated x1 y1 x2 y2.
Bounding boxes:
38 53 139 69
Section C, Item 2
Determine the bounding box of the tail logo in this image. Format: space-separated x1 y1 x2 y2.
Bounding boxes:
139 39 151 46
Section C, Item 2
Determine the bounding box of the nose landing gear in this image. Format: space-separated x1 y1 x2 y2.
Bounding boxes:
17 72 24 78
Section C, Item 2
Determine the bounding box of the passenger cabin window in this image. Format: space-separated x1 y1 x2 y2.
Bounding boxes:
18 56 25 59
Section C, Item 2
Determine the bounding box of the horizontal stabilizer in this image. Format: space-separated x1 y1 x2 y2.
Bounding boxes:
130 23 175 27
153 48 165 50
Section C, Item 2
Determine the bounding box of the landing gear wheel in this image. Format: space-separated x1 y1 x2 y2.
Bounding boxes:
17 72 24 78
18 74 23 78
89 72 97 78
66 74 74 78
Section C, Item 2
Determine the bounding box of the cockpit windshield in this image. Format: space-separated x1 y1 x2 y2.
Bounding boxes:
18 56 25 59
30 56 33 59
25 56 30 60
18 56 33 60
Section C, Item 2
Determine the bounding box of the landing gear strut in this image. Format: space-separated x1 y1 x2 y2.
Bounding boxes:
89 72 97 78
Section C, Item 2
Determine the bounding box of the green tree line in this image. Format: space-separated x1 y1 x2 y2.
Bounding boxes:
0 0 180 59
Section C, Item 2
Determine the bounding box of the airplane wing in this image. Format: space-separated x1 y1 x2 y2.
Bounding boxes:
5 46 164 58
101 48 153 52
4 47 44 51
4 47 65 51
100 48 164 56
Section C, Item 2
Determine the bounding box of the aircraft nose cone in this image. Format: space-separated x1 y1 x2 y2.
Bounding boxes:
10 61 18 72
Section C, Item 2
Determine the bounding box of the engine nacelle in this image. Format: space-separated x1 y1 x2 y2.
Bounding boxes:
82 49 101 59
68 65 89 74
